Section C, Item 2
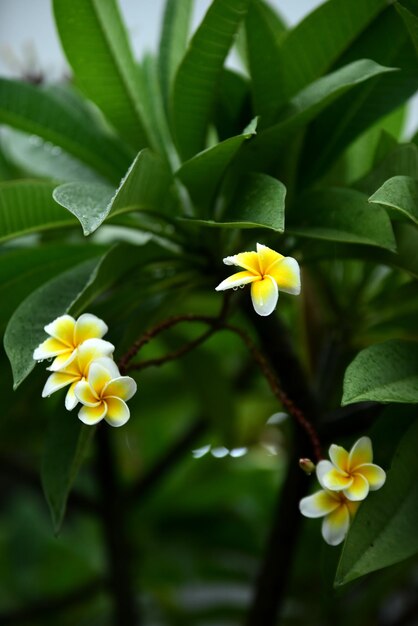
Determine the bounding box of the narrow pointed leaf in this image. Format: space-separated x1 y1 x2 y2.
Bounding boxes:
369 175 418 225
53 0 151 150
171 0 251 160
159 0 194 105
342 339 418 405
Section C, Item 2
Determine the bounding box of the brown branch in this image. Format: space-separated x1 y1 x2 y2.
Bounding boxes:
126 327 215 373
223 323 322 462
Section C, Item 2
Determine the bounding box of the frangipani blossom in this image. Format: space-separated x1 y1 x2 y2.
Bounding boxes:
299 487 360 546
42 338 115 410
33 313 108 371
317 437 386 502
74 358 137 427
215 243 300 316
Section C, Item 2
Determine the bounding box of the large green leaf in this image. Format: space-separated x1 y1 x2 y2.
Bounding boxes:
369 175 418 225
158 0 194 106
335 417 418 586
42 411 95 534
0 244 106 330
242 60 394 170
396 0 418 55
0 79 131 183
214 69 251 141
181 173 285 231
278 0 386 102
342 339 418 405
300 6 418 184
289 188 396 251
176 118 257 213
53 150 172 236
53 0 151 150
0 180 78 242
244 0 286 124
171 0 251 160
1 128 104 184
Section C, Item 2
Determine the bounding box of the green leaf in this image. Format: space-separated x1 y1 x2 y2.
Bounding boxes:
52 0 151 150
278 0 386 102
171 0 251 160
355 142 418 195
0 78 131 183
53 150 172 236
1 128 105 184
342 339 418 405
244 0 286 124
335 417 418 586
242 60 395 170
176 118 257 213
0 180 78 243
396 0 418 56
42 411 95 534
369 175 418 225
181 173 285 231
158 0 193 106
214 69 251 141
300 6 418 184
0 244 106 330
289 188 396 251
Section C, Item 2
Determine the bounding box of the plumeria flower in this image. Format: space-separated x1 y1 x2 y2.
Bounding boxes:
299 484 360 546
74 358 137 427
33 313 108 371
215 243 300 316
316 437 386 502
42 338 115 410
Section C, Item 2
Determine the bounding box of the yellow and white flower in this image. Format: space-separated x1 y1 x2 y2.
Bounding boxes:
33 313 108 371
299 486 360 546
74 358 137 427
215 243 300 316
316 437 386 502
42 338 115 410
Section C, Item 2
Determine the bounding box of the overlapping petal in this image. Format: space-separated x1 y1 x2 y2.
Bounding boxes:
65 382 79 411
215 271 260 292
355 463 386 491
33 337 69 361
299 490 340 518
105 397 130 427
42 371 79 397
74 339 115 376
78 403 108 425
223 251 260 273
343 473 369 501
322 468 353 491
44 315 75 346
268 257 301 295
321 502 350 546
74 380 100 407
104 377 137 401
256 243 283 274
328 444 349 472
251 275 278 316
74 313 108 345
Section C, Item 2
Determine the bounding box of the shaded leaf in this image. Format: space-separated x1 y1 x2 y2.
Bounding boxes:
42 412 95 534
355 142 418 195
342 339 418 405
171 0 251 160
335 417 418 585
369 175 418 225
176 118 257 213
289 188 396 251
0 180 78 242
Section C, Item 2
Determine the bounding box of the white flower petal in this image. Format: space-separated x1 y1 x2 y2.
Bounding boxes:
250 275 279 316
316 460 334 489
33 338 68 361
215 271 259 291
42 372 78 397
299 490 340 518
104 397 130 427
103 376 137 401
65 382 79 411
322 504 350 546
349 436 373 469
78 402 107 425
44 315 75 346
74 313 108 344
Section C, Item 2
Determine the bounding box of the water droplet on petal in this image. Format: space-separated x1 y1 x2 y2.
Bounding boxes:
232 286 238 291
239 284 245 289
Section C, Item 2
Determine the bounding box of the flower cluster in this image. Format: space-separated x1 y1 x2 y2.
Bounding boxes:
299 437 386 546
33 314 136 427
215 243 301 316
